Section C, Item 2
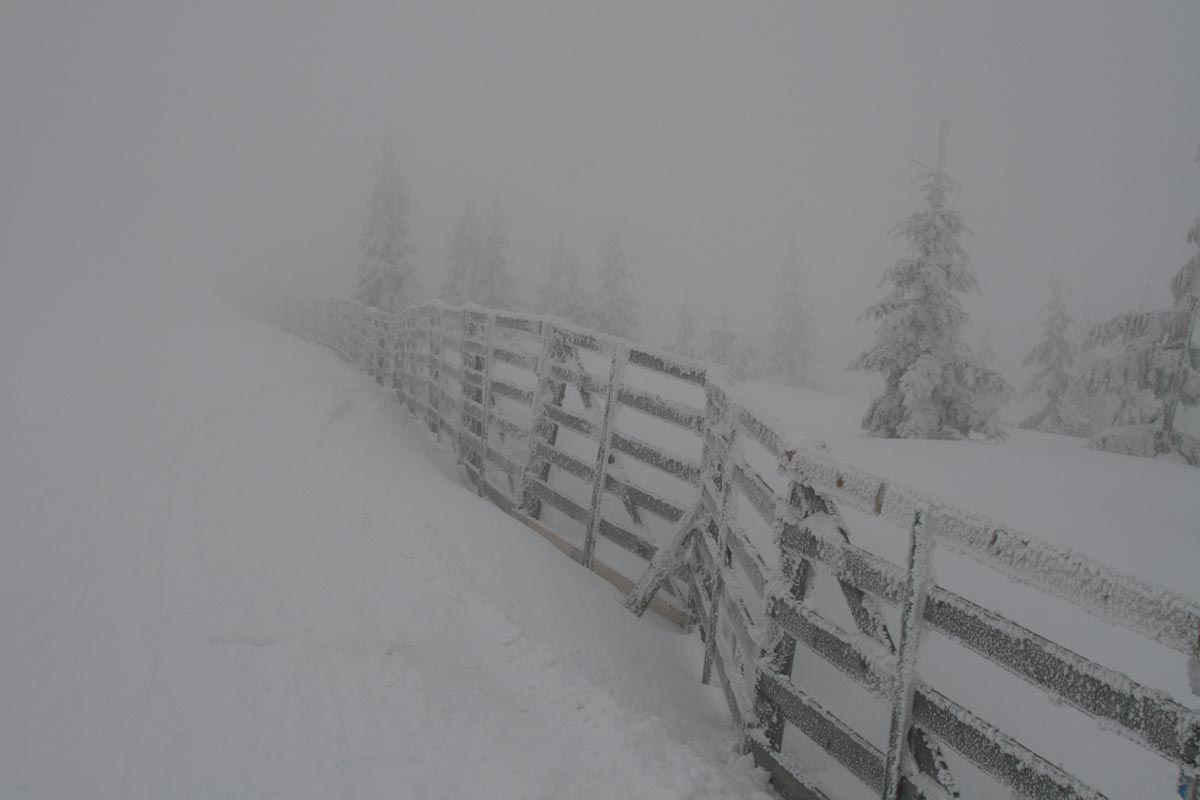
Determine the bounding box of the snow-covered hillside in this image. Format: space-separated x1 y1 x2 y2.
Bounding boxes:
0 275 769 799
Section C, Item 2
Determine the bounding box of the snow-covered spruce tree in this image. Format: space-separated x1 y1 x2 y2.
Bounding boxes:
1080 160 1200 465
535 236 592 327
1099 288 1163 430
705 314 739 369
355 144 421 312
466 204 521 311
764 249 818 388
440 200 483 305
534 236 568 314
668 305 699 358
1019 275 1083 434
737 340 766 382
594 232 639 339
849 121 1013 440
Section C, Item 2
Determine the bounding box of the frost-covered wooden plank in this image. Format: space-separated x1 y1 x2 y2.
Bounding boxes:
723 518 767 597
460 397 484 424
542 404 594 439
626 346 707 386
774 571 1124 800
461 338 487 358
549 363 608 396
625 501 704 616
460 365 484 388
692 523 720 581
609 430 702 484
782 447 1200 654
462 458 480 490
491 344 538 372
720 588 759 677
604 474 685 523
911 685 1106 800
458 428 485 456
462 306 489 324
745 734 836 800
923 587 1200 765
736 405 786 459
557 328 607 353
694 541 724 686
486 409 528 442
778 517 908 605
493 313 542 335
480 476 515 513
485 446 523 480
531 441 593 483
710 606 750 728
617 386 705 433
687 566 712 631
488 378 534 406
757 670 887 794
524 478 589 525
598 518 656 562
768 594 896 695
731 456 776 526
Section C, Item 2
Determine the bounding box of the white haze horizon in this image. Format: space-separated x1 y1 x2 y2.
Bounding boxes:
3 2 1199 399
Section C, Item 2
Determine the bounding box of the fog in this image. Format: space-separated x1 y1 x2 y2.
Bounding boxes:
3 2 1198 393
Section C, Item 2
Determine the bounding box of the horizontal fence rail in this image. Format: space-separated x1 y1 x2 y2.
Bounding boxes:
279 298 1200 800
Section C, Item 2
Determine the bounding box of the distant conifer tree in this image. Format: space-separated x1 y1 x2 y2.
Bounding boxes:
850 121 1013 440
356 144 420 311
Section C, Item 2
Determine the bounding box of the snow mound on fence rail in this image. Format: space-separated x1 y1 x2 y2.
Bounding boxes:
0 276 770 800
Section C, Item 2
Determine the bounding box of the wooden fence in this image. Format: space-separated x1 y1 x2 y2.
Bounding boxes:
281 298 1200 800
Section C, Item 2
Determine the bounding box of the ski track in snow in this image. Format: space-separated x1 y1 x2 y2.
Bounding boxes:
0 279 769 800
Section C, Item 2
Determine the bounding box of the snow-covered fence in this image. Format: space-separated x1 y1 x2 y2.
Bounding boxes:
280 298 1200 800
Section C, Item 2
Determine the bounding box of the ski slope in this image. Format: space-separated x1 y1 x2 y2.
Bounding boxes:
0 275 770 800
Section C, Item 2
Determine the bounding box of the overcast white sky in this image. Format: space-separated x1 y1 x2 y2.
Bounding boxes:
2 2 1198 392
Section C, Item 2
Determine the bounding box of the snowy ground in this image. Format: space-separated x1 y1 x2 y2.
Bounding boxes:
5 270 1194 800
0 275 770 799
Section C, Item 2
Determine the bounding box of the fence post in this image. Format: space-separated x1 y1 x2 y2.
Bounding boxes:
881 506 934 800
384 312 397 395
457 309 479 476
520 321 562 520
755 482 817 752
475 314 497 497
421 308 431 416
422 307 436 433
430 308 445 441
700 382 739 687
581 345 627 569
